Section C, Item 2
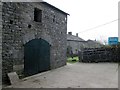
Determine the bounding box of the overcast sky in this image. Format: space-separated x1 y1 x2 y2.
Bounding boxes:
45 0 119 43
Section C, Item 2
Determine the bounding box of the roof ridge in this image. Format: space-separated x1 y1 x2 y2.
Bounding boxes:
67 34 85 41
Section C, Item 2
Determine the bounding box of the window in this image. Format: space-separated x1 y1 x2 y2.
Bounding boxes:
34 8 42 22
53 15 55 22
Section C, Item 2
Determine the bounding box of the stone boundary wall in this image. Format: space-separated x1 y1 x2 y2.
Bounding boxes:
80 47 119 62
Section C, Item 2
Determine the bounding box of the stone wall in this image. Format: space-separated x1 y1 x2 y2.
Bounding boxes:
81 47 120 62
2 2 67 84
0 1 2 86
67 41 86 54
67 40 103 54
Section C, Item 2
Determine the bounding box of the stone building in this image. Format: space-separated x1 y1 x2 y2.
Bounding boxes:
67 32 86 54
2 2 68 84
67 32 103 54
0 1 2 86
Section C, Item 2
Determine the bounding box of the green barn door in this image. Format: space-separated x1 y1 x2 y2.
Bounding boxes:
24 39 50 76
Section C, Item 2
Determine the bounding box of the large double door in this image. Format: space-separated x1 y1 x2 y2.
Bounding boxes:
24 39 50 76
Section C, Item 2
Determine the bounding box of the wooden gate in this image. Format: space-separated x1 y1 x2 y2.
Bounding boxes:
24 39 50 76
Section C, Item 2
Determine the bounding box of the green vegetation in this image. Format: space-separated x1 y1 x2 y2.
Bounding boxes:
67 56 79 63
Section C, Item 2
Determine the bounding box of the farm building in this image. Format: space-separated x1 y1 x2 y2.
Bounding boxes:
67 32 103 54
2 2 68 84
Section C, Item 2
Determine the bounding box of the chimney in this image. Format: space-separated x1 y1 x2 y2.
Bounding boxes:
68 32 72 35
76 33 78 37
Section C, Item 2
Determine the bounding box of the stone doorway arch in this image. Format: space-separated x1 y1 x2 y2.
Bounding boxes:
24 38 50 76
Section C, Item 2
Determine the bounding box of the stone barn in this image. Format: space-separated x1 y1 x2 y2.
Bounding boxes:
2 2 68 84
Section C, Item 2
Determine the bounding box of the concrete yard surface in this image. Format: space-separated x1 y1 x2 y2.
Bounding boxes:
6 62 118 88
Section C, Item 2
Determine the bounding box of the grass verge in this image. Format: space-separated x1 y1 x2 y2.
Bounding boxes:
67 56 79 63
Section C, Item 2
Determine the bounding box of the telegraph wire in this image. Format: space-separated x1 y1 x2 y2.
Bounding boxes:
78 19 119 34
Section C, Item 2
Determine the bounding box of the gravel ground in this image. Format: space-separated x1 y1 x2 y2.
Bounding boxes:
5 62 118 88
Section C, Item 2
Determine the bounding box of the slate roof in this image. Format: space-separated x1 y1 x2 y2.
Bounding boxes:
67 34 85 41
67 34 103 48
87 39 102 44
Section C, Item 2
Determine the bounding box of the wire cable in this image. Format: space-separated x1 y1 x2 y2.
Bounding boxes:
78 19 119 34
